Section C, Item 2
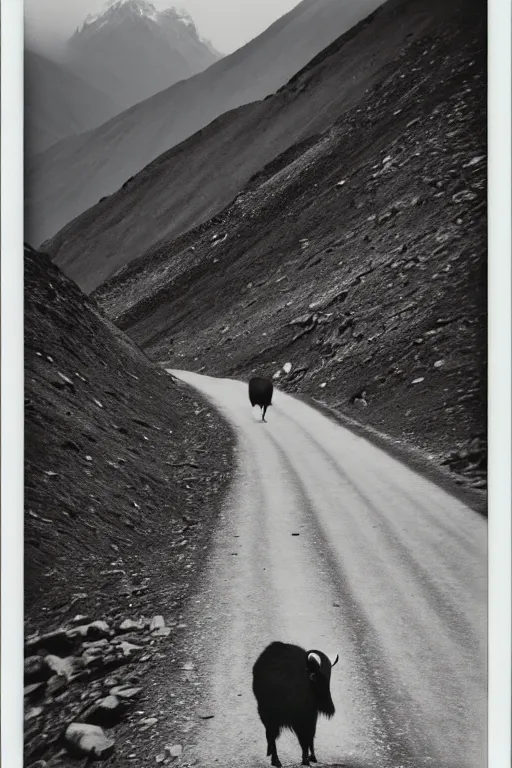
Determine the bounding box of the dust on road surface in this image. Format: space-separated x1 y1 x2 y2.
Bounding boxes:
168 370 487 768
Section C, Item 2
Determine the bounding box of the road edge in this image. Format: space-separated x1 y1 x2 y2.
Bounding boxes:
161 367 487 517
290 393 488 517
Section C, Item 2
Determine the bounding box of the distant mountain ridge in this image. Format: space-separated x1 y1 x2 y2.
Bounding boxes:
24 49 121 154
25 0 384 251
88 0 486 504
63 0 223 111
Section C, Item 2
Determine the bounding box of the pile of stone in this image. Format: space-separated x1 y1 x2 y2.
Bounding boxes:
25 614 171 763
441 436 487 489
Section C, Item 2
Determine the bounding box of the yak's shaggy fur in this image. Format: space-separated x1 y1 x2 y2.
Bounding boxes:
252 641 338 767
249 376 274 422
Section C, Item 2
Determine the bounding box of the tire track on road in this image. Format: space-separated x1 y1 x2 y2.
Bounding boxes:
284 411 484 657
168 370 486 768
266 431 438 768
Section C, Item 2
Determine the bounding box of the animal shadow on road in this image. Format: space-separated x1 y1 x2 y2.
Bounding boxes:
327 763 374 768
311 762 371 768
256 761 372 768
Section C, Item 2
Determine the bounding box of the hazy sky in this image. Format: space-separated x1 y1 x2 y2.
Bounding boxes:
24 0 303 54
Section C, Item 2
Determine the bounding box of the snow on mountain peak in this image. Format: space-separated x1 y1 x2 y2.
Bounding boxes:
72 1 222 65
83 1 157 27
162 6 195 27
82 1 201 31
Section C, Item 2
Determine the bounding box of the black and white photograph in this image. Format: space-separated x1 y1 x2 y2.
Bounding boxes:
1 0 511 765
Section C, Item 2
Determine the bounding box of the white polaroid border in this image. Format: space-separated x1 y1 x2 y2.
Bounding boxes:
488 0 512 765
2 0 511 766
1 0 25 765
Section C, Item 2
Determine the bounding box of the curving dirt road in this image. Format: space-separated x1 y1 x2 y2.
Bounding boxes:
169 370 486 768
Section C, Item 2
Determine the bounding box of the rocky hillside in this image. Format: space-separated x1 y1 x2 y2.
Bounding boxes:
24 49 121 154
63 1 222 111
93 0 487 494
25 0 383 252
24 245 233 763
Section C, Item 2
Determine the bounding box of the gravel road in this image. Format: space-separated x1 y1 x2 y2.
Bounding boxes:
169 370 486 768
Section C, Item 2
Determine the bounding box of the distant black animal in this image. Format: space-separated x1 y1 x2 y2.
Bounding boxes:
248 376 274 422
252 641 339 767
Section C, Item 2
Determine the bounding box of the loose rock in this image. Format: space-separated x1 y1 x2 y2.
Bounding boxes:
119 641 143 657
118 619 144 633
70 614 91 626
46 674 68 696
65 723 115 760
45 654 76 680
150 615 165 632
68 620 110 640
25 629 72 657
25 656 52 684
24 681 47 699
139 716 158 731
84 695 124 727
152 626 171 637
109 684 142 700
25 706 43 721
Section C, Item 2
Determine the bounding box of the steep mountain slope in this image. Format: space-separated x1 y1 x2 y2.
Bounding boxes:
25 0 383 252
64 0 222 111
24 49 121 153
93 0 487 492
25 243 232 620
24 244 233 763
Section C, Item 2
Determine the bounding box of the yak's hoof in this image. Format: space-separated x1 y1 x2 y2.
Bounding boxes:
310 756 317 763
271 759 282 768
301 760 310 766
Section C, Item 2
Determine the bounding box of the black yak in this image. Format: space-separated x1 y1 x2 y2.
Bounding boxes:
252 641 339 767
248 376 274 422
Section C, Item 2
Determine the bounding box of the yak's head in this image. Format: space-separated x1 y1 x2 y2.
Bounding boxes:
306 649 338 718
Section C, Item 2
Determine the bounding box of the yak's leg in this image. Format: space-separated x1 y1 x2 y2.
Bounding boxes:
298 735 311 766
298 727 316 766
261 404 267 422
265 726 281 767
309 719 318 762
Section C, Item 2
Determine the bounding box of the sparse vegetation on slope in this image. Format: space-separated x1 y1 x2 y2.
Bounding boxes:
94 0 486 496
24 245 233 763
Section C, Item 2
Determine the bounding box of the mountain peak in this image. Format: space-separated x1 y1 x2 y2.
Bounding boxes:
160 6 195 27
81 1 202 31
64 0 222 114
74 0 222 66
82 1 159 30
75 1 221 54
